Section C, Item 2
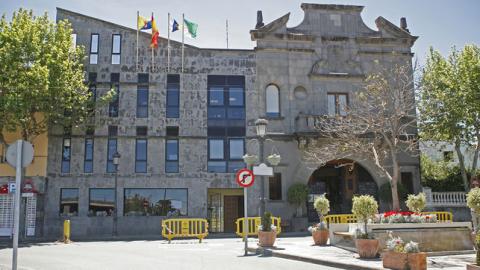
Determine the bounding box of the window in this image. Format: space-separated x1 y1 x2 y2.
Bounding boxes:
61 138 71 173
327 93 348 116
106 138 117 173
167 74 180 118
269 173 282 200
89 34 99 64
443 151 454 162
136 126 148 136
71 33 77 49
137 89 148 118
111 34 121 64
60 188 78 216
84 138 94 173
266 84 280 117
124 188 187 216
166 139 179 173
208 138 244 173
88 72 97 102
109 73 120 117
89 188 115 216
108 125 118 137
135 139 147 173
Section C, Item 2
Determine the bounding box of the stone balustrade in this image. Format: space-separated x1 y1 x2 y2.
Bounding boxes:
423 187 467 207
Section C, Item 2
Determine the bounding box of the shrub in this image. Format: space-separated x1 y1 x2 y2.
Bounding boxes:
260 211 273 232
467 188 480 214
313 195 330 221
405 193 426 213
287 183 309 214
352 195 378 238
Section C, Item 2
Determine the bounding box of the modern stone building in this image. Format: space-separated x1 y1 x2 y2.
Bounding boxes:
42 3 419 238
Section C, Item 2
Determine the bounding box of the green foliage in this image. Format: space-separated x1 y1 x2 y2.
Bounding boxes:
378 182 408 204
467 188 480 214
405 193 426 213
421 154 466 191
287 183 309 207
313 195 330 220
261 211 272 232
0 9 113 142
476 233 480 266
352 195 378 223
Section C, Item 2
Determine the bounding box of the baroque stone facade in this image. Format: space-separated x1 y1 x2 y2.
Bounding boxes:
42 4 420 238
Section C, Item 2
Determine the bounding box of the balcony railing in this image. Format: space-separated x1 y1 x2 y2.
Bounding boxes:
423 187 467 207
295 114 334 133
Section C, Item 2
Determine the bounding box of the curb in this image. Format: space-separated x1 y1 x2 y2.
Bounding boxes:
249 246 383 270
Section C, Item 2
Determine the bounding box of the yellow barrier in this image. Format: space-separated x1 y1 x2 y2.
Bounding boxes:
63 220 71 243
324 211 453 224
162 218 208 243
235 216 281 238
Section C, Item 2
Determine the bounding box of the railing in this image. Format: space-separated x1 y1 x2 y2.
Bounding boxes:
235 216 282 238
161 218 208 243
423 187 467 207
295 114 341 133
324 211 453 224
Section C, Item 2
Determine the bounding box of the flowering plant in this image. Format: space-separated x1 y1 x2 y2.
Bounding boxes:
386 231 420 253
378 211 436 223
258 224 277 231
308 222 328 233
405 193 426 213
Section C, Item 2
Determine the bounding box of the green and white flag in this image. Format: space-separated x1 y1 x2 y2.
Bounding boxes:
183 18 198 38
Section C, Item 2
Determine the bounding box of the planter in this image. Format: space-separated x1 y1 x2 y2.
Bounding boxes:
467 264 480 270
382 251 426 270
258 230 276 247
355 238 379 258
312 229 329 245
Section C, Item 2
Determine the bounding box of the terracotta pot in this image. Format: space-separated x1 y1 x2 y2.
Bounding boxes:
258 230 276 247
382 251 407 270
312 229 329 245
407 252 427 270
467 264 480 270
355 238 379 258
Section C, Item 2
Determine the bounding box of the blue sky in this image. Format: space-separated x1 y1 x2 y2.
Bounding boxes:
1 0 479 64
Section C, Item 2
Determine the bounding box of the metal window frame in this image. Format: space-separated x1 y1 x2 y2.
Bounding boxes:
111 34 121 64
135 138 148 173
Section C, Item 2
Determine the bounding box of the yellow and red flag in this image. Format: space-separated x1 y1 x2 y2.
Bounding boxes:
150 15 159 48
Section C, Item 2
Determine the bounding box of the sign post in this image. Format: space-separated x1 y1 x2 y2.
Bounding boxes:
236 168 254 256
6 140 34 270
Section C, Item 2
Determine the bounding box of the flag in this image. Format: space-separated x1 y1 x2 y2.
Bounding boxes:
138 15 152 30
150 15 159 48
183 18 198 38
171 19 180 32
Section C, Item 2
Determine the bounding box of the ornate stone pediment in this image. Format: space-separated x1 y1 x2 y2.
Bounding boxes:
310 46 363 77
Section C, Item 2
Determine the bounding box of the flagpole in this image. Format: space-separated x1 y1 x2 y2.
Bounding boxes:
136 11 139 71
226 19 229 49
151 12 154 72
181 13 185 73
167 13 171 73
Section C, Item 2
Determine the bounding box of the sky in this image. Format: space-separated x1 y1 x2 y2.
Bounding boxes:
1 0 479 65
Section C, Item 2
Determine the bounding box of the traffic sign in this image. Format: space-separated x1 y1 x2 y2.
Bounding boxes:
6 140 34 168
236 169 254 188
253 163 273 176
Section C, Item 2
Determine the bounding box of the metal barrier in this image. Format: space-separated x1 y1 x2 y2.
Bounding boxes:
63 219 71 243
235 216 281 238
161 218 208 243
324 211 453 224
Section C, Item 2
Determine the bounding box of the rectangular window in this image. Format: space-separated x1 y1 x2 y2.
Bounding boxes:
136 126 148 136
61 138 71 173
166 74 180 118
124 188 188 216
88 72 97 102
60 188 79 216
166 139 179 173
89 188 115 216
135 139 147 173
71 33 77 49
269 173 282 200
327 93 348 116
109 73 120 117
106 138 117 173
84 138 94 173
89 34 99 64
108 125 118 137
229 87 244 106
137 88 148 118
111 34 121 64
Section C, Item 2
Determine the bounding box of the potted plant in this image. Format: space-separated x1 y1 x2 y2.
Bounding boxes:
467 233 480 270
258 211 277 247
405 192 426 214
351 195 379 258
287 183 309 217
383 231 426 270
308 195 330 245
467 188 480 269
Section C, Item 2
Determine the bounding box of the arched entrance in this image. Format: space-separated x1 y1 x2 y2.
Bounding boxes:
307 159 379 222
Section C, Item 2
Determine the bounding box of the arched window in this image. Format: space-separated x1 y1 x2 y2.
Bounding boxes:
266 84 280 117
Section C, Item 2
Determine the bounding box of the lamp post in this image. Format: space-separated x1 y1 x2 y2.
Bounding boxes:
112 152 121 236
255 119 268 216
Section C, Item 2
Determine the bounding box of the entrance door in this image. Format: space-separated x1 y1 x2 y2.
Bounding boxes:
223 196 244 233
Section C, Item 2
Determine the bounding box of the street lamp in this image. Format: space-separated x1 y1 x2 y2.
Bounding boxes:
254 119 268 216
112 152 121 236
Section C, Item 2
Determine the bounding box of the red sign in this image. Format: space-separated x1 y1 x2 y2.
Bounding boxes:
236 169 255 188
22 179 38 193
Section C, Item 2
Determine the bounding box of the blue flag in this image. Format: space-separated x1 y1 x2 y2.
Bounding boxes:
172 19 179 32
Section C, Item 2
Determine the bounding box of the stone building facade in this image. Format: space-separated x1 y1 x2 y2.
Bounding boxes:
43 4 420 238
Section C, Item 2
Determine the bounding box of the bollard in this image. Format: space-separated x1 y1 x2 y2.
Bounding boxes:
63 220 71 243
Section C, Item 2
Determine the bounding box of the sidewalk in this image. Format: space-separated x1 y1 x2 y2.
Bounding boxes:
248 236 475 270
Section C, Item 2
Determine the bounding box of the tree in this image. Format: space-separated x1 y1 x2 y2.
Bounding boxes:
0 9 112 146
419 45 480 190
302 63 418 211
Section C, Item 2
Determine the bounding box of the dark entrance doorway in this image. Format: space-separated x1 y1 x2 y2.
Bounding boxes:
223 195 244 233
307 160 378 222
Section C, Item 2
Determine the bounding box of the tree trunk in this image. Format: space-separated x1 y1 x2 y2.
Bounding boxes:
471 128 480 175
391 151 401 211
455 139 470 191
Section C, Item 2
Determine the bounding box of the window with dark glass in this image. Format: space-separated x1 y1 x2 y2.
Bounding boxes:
111 34 121 64
269 173 282 200
135 139 147 173
89 188 115 216
84 138 94 173
166 74 180 118
137 73 149 118
109 73 120 117
108 125 118 137
166 139 179 173
327 93 348 116
61 138 71 173
207 75 245 172
88 72 97 102
106 126 117 173
124 188 188 216
60 188 78 216
89 34 99 64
